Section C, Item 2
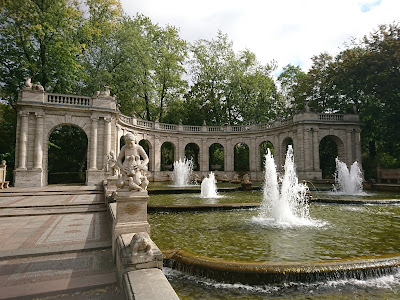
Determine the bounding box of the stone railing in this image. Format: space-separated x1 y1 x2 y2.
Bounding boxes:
47 93 92 106
117 112 360 133
318 114 344 121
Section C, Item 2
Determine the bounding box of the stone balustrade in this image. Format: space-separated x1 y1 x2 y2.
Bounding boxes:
117 112 358 134
47 93 92 106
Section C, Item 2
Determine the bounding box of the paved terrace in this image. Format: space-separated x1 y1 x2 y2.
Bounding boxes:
0 185 123 299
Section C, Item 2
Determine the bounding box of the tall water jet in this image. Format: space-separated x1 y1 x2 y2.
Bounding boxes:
172 158 194 187
334 158 363 194
201 172 219 198
256 146 311 225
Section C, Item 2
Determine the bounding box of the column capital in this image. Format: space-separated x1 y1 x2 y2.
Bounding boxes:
35 111 45 118
19 111 29 117
104 116 112 123
91 116 99 122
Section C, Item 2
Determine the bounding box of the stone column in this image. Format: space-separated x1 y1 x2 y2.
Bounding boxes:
178 138 185 160
355 129 362 163
312 128 319 171
18 111 29 169
274 134 281 169
154 136 161 172
103 116 112 169
303 128 311 171
346 129 353 164
225 139 233 172
249 138 257 173
200 140 209 172
33 112 44 169
89 116 99 170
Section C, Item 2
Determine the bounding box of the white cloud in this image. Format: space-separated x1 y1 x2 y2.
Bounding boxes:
120 0 399 74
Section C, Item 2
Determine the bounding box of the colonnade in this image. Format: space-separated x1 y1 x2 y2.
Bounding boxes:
13 87 362 187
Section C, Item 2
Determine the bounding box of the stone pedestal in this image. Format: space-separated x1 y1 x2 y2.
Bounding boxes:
112 190 151 259
86 169 106 186
14 169 45 187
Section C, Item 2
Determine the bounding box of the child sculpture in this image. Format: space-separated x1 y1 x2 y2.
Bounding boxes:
116 133 149 191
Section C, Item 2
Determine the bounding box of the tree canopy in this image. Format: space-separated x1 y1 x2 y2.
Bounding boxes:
1 0 399 180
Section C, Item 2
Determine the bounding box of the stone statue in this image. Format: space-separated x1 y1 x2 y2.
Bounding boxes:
130 232 153 256
0 160 9 189
105 150 119 176
116 133 149 191
242 174 251 184
24 77 44 91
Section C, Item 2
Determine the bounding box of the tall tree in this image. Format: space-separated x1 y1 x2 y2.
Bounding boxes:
0 0 123 105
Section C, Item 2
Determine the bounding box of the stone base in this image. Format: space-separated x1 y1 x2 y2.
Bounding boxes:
86 169 107 186
112 190 151 259
298 170 323 181
14 169 45 187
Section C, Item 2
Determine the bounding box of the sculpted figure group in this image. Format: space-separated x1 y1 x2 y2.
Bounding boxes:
116 133 149 191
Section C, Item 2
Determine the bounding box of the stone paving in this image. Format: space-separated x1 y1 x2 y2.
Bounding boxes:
0 185 121 299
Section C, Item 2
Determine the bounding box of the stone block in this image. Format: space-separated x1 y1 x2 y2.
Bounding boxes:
123 269 180 300
13 169 45 187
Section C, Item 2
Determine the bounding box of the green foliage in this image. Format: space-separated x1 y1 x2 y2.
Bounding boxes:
0 103 16 182
319 137 338 179
184 143 199 171
161 142 174 171
209 143 224 171
185 32 280 126
234 143 249 172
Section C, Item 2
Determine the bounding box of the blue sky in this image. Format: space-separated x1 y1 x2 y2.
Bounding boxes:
121 0 399 74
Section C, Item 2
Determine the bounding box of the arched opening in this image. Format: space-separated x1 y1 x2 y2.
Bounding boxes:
234 143 249 172
161 142 175 171
282 137 293 161
209 143 224 171
48 125 88 184
319 135 342 179
260 141 274 168
139 139 151 171
185 143 200 171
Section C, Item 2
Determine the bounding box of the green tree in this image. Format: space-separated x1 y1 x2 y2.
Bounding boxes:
278 64 306 116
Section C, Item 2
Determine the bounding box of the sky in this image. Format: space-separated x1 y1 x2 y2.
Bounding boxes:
120 0 399 75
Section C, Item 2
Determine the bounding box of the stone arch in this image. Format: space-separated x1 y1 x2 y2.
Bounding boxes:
281 137 293 163
209 143 224 171
319 135 345 179
47 124 88 184
259 141 274 169
185 143 200 171
139 139 152 171
234 142 250 172
161 141 175 171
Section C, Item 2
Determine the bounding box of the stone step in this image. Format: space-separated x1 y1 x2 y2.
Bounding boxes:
0 250 120 299
0 205 106 217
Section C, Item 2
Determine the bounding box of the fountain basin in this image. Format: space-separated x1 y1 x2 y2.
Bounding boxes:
164 249 400 285
149 205 400 262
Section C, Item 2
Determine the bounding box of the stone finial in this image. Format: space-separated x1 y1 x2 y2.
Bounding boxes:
23 77 44 91
24 77 32 88
304 101 311 112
